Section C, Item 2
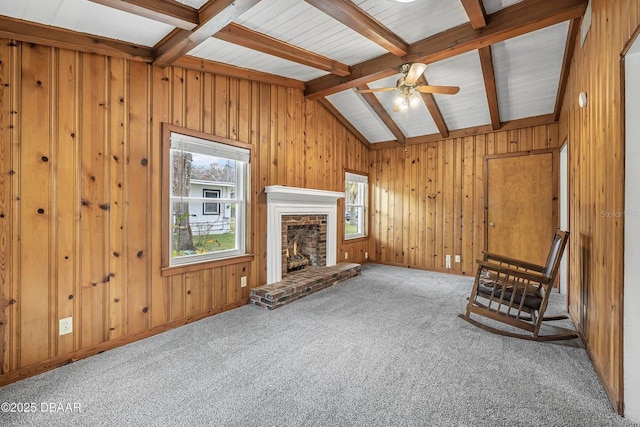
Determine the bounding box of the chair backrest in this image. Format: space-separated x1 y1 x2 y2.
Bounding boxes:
542 229 569 278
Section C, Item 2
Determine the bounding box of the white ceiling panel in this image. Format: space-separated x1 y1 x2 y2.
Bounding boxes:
327 90 396 143
173 0 209 8
492 22 569 121
352 0 470 44
368 75 439 137
0 0 173 47
235 0 387 66
425 51 491 130
189 38 328 81
482 0 524 14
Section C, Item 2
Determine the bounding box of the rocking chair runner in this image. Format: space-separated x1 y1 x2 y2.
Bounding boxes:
458 229 578 341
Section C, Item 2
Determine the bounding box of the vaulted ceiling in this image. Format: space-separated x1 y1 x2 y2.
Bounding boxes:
0 0 588 146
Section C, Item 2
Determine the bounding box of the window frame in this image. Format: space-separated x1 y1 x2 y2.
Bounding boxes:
344 170 369 241
161 124 253 276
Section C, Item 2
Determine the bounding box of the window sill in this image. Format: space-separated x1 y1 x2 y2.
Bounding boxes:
344 236 368 243
161 253 255 277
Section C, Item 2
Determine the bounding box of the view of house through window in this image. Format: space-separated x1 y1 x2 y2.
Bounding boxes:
345 172 368 239
169 132 249 266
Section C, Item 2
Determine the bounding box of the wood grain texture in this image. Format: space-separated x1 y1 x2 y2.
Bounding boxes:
557 0 640 413
0 39 15 374
0 38 369 384
369 124 559 275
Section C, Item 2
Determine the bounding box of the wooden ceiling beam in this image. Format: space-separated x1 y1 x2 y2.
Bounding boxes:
153 0 261 68
214 23 351 76
355 86 406 144
554 18 581 121
416 76 449 139
0 15 153 62
460 0 487 30
88 0 199 30
478 46 501 130
317 98 371 148
173 56 305 89
304 0 408 56
305 0 588 99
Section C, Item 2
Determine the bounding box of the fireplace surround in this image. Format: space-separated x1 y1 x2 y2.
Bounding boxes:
265 186 344 284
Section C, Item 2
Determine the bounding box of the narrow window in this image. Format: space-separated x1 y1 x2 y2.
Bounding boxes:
344 172 368 239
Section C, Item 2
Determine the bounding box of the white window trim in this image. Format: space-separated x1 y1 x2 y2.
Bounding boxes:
168 131 249 267
345 172 368 240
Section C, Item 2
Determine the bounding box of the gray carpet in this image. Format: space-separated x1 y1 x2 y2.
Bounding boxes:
0 264 635 427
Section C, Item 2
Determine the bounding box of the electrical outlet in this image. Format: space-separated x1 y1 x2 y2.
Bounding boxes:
240 276 247 288
455 255 461 263
365 252 369 259
59 317 73 336
344 252 348 260
445 255 451 269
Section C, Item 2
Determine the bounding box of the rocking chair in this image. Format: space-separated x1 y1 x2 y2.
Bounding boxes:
458 229 577 341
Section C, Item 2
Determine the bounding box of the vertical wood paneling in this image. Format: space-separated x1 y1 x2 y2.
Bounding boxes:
108 56 126 341
558 0 638 412
54 49 79 357
19 44 51 366
462 136 474 273
425 142 437 269
0 38 369 383
126 61 150 334
149 66 171 329
0 40 13 373
369 124 559 276
79 53 108 349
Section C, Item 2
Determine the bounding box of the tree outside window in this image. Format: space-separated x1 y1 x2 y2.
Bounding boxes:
166 130 249 267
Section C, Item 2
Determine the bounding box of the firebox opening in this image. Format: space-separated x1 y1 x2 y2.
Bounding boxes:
281 215 328 277
286 224 320 272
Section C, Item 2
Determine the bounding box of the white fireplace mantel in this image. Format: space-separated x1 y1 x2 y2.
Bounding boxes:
265 186 344 284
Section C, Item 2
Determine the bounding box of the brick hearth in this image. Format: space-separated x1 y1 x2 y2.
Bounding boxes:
250 263 361 310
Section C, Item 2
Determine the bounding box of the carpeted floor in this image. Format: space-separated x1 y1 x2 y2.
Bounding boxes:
0 264 636 426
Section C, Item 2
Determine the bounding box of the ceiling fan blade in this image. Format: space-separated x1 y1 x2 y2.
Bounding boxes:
404 63 427 85
356 87 397 93
416 85 460 95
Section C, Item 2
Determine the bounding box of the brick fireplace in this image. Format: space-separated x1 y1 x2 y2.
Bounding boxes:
282 215 327 276
264 186 344 284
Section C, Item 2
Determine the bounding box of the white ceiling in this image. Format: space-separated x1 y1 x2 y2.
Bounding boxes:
0 0 577 145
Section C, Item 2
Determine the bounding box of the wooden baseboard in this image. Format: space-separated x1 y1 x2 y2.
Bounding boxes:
366 260 470 277
568 309 623 415
583 338 624 415
0 299 248 387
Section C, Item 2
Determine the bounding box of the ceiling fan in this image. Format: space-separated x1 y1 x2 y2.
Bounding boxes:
356 63 460 111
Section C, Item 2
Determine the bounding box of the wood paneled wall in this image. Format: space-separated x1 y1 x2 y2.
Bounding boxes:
558 0 640 413
0 39 369 383
368 124 559 275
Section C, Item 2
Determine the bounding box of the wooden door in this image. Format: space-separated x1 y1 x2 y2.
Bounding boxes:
484 150 558 266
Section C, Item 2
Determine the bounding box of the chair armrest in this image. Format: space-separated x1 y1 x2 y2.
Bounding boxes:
476 260 550 284
481 251 546 272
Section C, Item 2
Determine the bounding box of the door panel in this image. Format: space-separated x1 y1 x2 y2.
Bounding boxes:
484 150 557 266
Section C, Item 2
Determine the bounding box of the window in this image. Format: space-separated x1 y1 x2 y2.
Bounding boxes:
202 189 220 215
165 129 250 268
345 171 368 239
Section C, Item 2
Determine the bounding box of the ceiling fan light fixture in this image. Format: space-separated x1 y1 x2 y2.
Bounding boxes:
409 92 421 108
394 94 408 108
